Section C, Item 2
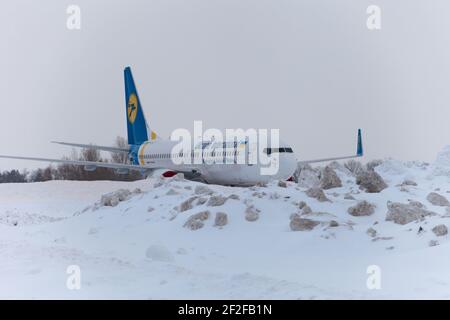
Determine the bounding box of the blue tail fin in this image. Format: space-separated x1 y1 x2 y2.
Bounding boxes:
357 129 363 156
124 67 149 145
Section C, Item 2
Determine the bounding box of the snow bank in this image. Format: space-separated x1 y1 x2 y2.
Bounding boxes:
431 145 450 177
2 147 450 299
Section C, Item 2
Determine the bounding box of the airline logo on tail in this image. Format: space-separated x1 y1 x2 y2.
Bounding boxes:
127 93 138 124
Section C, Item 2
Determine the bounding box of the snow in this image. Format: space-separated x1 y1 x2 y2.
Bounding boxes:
3 148 450 299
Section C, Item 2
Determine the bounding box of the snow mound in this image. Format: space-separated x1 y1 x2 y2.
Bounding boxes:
184 211 210 230
3 146 450 299
385 201 436 225
145 244 174 262
426 192 450 207
431 145 450 177
319 166 342 190
434 145 450 167
347 200 376 217
214 212 228 227
432 224 448 237
376 159 407 176
290 216 320 231
376 159 429 187
0 211 64 226
356 170 387 193
295 164 320 188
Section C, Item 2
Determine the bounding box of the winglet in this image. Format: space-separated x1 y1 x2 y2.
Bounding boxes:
357 129 363 157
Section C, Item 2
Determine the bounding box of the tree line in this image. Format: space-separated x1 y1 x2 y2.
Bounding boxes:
0 137 143 183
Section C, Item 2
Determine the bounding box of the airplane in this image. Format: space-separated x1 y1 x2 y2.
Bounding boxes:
0 67 363 186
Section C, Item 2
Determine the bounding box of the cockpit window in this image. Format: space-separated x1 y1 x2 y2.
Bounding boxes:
263 147 293 155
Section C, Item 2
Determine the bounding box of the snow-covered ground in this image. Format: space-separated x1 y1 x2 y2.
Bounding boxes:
3 148 450 299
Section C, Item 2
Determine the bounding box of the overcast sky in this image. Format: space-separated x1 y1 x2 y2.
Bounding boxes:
0 0 449 170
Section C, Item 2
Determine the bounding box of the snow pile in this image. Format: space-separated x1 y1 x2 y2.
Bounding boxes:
433 145 450 167
214 212 228 227
355 170 387 193
244 205 260 222
347 200 376 216
432 224 448 237
3 147 450 298
427 192 450 206
305 187 330 202
319 166 342 190
289 215 320 231
385 201 436 225
0 210 64 226
295 164 320 188
145 244 174 262
183 211 210 230
430 145 450 177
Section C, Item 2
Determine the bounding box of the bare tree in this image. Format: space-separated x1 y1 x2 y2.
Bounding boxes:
22 139 143 182
110 136 129 164
0 170 27 183
81 145 101 162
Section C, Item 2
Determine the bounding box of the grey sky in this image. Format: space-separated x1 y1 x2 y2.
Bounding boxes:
0 0 449 170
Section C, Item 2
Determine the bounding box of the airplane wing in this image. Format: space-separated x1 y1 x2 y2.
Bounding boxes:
51 141 129 153
0 154 204 179
298 154 361 165
298 129 363 165
0 155 155 172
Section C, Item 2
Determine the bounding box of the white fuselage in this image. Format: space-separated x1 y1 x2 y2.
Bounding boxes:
136 139 298 186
